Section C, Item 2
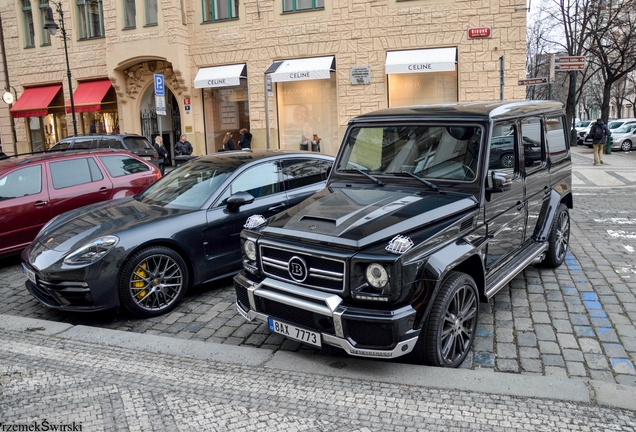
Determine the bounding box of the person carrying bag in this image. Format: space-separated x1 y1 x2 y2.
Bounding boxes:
175 134 193 167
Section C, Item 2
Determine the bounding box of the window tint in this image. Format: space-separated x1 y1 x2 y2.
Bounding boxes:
51 140 71 151
101 138 124 149
123 136 153 150
88 157 104 181
50 158 96 189
521 117 544 172
73 138 94 149
545 116 568 162
489 122 516 172
217 162 280 205
0 165 42 200
98 155 150 177
282 158 331 190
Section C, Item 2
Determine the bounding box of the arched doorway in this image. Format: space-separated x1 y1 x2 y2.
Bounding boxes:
139 86 181 166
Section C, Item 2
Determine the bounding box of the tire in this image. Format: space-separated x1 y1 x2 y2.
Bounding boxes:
500 153 514 168
119 246 189 318
543 203 570 268
415 271 479 367
621 140 632 151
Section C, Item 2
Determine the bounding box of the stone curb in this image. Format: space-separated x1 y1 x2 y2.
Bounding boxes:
2 313 635 412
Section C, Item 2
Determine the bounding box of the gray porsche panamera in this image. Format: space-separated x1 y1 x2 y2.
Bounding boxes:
21 150 333 318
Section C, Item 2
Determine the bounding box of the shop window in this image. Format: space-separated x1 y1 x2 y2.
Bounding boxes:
22 0 35 48
124 0 135 28
77 0 104 39
203 0 238 22
276 76 338 156
38 0 51 45
283 0 324 12
145 0 157 25
202 83 250 153
388 71 457 107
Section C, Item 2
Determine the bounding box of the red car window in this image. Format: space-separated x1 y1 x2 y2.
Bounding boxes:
0 165 42 199
50 158 101 189
98 155 151 177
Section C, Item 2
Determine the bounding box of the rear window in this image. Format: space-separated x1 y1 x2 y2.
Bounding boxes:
123 136 153 151
98 155 151 177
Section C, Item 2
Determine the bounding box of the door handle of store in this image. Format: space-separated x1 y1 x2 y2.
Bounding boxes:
34 200 48 207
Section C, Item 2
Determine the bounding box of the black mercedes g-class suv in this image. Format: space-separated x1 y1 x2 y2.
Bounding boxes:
233 100 572 367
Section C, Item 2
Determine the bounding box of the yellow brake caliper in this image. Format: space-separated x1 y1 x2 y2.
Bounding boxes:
132 262 149 300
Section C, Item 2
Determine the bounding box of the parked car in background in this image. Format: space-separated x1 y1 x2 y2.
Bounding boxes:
489 135 542 168
575 120 592 146
22 150 334 318
609 123 636 151
49 134 160 168
585 119 636 148
0 149 160 258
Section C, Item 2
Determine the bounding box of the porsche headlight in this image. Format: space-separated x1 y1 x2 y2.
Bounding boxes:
64 236 119 265
244 240 257 261
365 263 389 289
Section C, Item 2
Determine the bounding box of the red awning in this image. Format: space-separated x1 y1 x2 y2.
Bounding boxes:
10 85 62 118
66 80 113 113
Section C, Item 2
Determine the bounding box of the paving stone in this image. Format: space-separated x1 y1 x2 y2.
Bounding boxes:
531 311 551 323
566 361 587 377
496 343 517 359
610 358 636 375
590 370 616 384
534 324 556 341
562 349 584 362
516 332 537 347
579 338 602 354
496 359 519 372
584 353 610 370
519 347 540 359
544 366 568 378
519 358 542 373
603 343 628 358
542 354 565 367
556 333 579 349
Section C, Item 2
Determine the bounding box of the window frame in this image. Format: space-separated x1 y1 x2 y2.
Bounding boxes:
145 0 158 25
76 0 105 40
123 0 136 29
282 0 324 13
202 0 238 23
22 0 36 48
38 0 51 45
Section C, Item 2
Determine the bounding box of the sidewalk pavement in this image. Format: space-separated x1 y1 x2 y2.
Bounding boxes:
1 314 635 430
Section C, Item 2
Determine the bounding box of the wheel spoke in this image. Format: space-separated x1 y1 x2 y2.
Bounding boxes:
129 254 184 311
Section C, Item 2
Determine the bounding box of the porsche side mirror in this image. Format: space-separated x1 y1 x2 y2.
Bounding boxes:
226 191 254 212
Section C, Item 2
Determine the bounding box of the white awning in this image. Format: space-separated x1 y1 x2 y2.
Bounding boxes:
194 64 247 88
385 48 457 74
267 56 335 82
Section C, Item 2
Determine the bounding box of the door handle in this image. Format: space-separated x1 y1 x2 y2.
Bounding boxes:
543 186 551 195
516 201 525 211
268 203 286 211
34 200 48 207
99 187 109 194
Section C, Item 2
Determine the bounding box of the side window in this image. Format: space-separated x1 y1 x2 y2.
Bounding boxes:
73 138 94 149
489 122 516 172
51 140 71 151
146 0 158 25
217 162 280 206
101 138 123 149
88 157 104 181
545 116 568 163
521 117 544 172
203 0 238 22
123 137 152 150
283 0 324 13
50 158 96 189
76 0 105 39
282 158 331 190
124 0 136 28
22 0 35 48
0 165 42 199
98 155 150 177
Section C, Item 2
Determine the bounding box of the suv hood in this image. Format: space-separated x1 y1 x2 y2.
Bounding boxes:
265 188 477 248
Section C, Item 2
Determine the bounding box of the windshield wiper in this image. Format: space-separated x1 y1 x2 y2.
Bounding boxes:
340 169 385 186
390 171 439 192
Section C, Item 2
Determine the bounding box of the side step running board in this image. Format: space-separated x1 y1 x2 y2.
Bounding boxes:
484 242 548 298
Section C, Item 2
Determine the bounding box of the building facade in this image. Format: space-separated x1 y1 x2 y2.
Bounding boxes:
0 0 528 158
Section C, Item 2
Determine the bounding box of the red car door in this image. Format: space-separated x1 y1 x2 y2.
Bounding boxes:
95 154 159 198
47 156 114 218
0 163 52 256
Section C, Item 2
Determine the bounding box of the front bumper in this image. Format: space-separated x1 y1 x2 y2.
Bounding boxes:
233 272 420 359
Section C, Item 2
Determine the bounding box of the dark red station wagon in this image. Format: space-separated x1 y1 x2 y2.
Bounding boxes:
0 149 161 258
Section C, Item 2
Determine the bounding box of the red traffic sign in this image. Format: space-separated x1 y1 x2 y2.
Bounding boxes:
467 27 492 39
184 98 191 105
518 77 548 86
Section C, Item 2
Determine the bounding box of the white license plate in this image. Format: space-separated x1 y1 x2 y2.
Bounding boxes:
142 156 151 161
268 318 321 348
22 264 36 284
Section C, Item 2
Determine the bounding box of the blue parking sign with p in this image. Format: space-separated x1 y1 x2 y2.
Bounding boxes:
154 74 165 96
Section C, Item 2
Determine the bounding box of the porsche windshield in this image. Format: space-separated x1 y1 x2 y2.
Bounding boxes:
139 161 234 209
336 125 482 181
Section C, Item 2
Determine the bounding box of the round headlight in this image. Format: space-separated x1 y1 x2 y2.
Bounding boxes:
365 263 388 289
244 240 257 261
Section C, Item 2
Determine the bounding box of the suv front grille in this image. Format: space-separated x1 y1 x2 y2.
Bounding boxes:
260 245 345 292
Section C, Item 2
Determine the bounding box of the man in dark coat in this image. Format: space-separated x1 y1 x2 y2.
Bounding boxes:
238 128 253 150
175 134 193 167
590 119 609 165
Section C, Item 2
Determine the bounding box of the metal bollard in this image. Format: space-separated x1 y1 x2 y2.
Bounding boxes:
605 132 612 155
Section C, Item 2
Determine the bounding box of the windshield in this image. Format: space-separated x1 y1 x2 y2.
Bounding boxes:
608 122 624 130
138 161 234 209
336 125 482 181
615 124 636 134
576 121 591 128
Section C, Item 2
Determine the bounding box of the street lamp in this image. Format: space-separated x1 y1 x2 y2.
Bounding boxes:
43 1 77 136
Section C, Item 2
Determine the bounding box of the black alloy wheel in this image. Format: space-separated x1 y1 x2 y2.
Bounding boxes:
500 154 514 168
416 271 479 367
119 246 189 318
543 203 570 268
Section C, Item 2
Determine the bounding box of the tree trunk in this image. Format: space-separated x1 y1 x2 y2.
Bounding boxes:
601 83 612 121
566 72 576 134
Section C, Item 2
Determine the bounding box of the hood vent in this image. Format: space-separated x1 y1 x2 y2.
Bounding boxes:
460 217 474 232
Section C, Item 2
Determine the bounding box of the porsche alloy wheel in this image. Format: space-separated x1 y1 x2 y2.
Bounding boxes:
119 246 188 317
500 154 514 168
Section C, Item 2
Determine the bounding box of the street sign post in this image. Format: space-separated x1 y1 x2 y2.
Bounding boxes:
154 74 166 116
554 56 585 71
518 77 548 86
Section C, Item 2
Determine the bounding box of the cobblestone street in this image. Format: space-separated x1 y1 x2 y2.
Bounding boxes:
1 147 636 388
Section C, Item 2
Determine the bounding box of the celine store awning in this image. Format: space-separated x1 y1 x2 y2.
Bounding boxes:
266 56 336 82
66 79 114 113
385 48 457 74
9 85 62 118
194 64 247 88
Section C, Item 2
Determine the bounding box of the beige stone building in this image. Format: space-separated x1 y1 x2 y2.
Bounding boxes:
0 0 528 158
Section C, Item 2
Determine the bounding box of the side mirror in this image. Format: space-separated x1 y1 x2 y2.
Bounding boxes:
226 191 254 212
486 171 512 193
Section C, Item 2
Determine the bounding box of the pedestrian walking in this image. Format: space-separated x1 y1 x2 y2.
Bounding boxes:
153 136 168 176
238 128 252 150
223 132 235 151
590 118 609 165
175 134 193 167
